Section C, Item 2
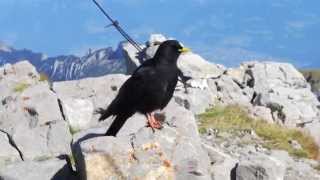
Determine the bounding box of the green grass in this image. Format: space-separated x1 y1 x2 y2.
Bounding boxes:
198 105 319 159
13 82 30 93
300 69 320 90
300 69 320 79
39 73 50 82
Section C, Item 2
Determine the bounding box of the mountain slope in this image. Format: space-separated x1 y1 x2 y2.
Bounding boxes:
0 43 126 81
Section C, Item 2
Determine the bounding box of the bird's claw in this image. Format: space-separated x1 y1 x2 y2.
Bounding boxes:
146 114 163 131
94 108 106 122
148 120 163 129
94 108 104 115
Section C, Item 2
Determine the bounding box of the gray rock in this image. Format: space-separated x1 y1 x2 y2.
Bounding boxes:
284 161 320 180
225 67 246 86
53 74 129 128
0 82 63 132
12 120 71 160
269 150 294 165
3 47 320 180
20 82 62 126
236 151 286 180
0 159 76 180
72 113 146 141
72 101 211 180
61 98 94 131
244 61 320 127
208 75 252 106
0 62 72 161
174 89 215 114
0 61 40 100
249 106 274 123
0 131 20 167
177 53 225 79
305 120 320 146
289 140 302 150
47 121 72 156
202 143 238 180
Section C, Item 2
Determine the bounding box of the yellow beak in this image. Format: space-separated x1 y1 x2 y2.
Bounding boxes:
179 47 191 53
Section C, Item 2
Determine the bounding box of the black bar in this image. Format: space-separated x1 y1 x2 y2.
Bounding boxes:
92 0 144 62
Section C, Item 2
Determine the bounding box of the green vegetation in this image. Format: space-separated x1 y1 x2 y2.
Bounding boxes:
198 105 319 159
39 73 50 82
69 125 81 136
69 153 76 167
300 69 320 80
13 82 30 93
300 69 320 90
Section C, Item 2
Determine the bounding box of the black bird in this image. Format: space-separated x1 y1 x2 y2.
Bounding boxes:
97 40 190 136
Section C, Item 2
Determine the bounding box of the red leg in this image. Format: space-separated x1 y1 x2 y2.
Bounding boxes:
146 113 162 129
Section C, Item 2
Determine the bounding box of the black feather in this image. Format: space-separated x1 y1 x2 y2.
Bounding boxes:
98 40 185 136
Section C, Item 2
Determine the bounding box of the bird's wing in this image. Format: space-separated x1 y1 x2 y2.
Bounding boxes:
160 74 178 109
132 58 156 77
111 59 158 111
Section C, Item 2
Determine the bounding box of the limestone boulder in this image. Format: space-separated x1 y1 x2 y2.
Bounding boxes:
53 74 129 129
243 61 320 127
0 159 76 180
72 101 211 180
0 61 71 161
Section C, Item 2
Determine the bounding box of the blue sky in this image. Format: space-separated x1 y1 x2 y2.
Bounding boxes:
0 0 319 68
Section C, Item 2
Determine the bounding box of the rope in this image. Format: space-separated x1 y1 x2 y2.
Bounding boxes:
92 0 144 63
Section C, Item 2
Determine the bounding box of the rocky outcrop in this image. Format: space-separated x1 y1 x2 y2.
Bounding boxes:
0 61 73 179
72 102 210 180
0 62 72 162
0 158 77 180
202 130 320 180
51 71 211 179
1 37 320 179
122 35 320 147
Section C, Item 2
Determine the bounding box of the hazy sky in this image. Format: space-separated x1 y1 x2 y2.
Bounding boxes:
0 0 319 68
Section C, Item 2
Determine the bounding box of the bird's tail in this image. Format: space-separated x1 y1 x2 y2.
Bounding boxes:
105 113 132 136
95 108 112 121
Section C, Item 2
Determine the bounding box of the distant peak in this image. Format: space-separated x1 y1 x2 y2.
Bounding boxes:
0 42 13 52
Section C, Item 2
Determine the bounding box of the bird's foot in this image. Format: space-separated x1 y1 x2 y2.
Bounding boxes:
94 108 105 115
146 113 163 130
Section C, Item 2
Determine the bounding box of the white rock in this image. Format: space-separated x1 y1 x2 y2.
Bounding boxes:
147 34 167 46
237 154 286 180
61 98 93 131
0 131 21 167
0 159 75 180
72 101 211 180
178 53 225 79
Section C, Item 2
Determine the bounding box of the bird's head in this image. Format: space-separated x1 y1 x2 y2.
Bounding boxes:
154 40 190 64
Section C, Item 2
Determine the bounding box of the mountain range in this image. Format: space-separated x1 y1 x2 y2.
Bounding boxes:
0 42 126 81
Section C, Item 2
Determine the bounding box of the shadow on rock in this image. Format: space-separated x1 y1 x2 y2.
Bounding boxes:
230 163 238 180
51 163 79 180
71 133 106 180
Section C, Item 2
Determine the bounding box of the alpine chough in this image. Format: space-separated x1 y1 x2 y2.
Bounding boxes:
97 40 190 136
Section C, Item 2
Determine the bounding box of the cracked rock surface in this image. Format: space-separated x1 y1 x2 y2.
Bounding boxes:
0 61 73 179
72 101 211 180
